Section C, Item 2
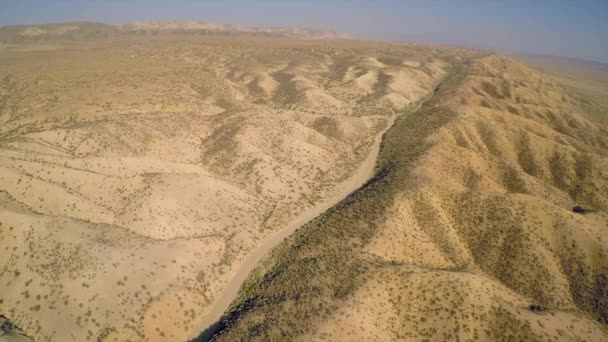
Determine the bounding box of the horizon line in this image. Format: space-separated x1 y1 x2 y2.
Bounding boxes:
1 19 607 66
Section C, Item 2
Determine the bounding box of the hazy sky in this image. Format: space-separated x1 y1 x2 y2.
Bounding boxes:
1 0 607 62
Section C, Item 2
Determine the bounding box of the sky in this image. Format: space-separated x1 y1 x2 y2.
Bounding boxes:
1 0 607 63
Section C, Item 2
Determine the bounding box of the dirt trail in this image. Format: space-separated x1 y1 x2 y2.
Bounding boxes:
190 95 432 341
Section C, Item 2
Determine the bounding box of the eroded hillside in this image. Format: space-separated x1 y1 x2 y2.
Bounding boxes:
209 55 608 341
0 32 450 341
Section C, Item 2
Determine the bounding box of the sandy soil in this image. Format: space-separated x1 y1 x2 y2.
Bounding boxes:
210 54 608 342
0 27 445 341
191 91 432 339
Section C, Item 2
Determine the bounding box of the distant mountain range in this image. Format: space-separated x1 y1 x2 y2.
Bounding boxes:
0 21 350 41
513 52 608 72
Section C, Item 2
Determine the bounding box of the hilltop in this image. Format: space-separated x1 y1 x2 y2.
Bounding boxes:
0 31 452 341
209 54 608 341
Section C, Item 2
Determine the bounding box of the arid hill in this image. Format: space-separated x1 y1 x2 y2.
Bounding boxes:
1 21 607 342
208 54 608 341
0 31 451 341
0 21 347 43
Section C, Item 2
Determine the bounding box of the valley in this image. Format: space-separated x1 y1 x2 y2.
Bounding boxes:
0 21 606 342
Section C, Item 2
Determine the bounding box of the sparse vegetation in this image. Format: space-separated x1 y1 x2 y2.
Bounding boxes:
1 22 607 342
209 54 608 342
0 24 461 341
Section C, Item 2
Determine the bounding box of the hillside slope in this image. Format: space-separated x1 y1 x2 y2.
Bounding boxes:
0 35 451 341
209 55 608 341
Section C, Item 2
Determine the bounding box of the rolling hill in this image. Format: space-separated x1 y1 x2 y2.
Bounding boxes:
1 21 607 342
208 54 608 341
0 26 454 341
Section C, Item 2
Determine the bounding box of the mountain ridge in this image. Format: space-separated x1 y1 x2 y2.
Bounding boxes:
0 21 349 41
208 54 608 341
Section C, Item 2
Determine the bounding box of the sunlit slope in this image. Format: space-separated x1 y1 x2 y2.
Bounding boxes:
211 55 608 341
0 36 449 341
